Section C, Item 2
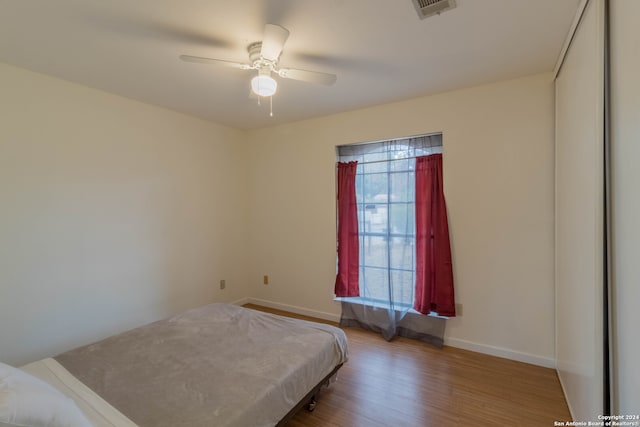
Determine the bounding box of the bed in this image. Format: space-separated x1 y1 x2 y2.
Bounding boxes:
0 303 348 427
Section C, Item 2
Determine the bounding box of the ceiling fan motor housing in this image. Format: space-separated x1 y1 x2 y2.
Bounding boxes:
248 42 278 69
247 42 262 63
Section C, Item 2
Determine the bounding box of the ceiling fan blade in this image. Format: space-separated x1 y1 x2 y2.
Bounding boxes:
260 24 290 61
179 55 250 70
278 68 337 86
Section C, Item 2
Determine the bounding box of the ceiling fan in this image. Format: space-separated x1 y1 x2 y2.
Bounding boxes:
180 24 337 99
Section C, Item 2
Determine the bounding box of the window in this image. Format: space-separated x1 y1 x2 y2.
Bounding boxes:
336 134 443 309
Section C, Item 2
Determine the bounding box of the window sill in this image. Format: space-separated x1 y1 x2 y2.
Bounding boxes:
334 296 449 319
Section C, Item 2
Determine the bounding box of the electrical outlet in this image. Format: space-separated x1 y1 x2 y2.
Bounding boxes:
220 279 226 290
263 275 269 285
455 303 463 316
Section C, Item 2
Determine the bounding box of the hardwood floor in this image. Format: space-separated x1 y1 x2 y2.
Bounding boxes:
244 304 571 427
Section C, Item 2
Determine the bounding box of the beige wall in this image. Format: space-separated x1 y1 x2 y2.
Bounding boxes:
0 63 250 365
611 0 640 414
246 72 556 366
0 61 557 369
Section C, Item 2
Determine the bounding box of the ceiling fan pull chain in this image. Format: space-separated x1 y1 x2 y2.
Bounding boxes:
270 96 274 117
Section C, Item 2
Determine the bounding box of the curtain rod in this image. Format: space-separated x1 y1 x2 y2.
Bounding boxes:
336 153 442 166
336 132 443 149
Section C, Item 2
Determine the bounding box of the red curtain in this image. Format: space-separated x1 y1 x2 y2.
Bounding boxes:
334 161 360 297
414 154 456 316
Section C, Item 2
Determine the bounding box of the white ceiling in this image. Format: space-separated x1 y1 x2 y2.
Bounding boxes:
0 0 580 130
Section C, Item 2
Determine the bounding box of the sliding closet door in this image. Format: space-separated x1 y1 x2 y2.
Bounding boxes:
555 0 605 420
610 0 640 414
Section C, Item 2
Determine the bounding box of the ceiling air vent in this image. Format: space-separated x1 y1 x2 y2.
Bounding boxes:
412 0 457 19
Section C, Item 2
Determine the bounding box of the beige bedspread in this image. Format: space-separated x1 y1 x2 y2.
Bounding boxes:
54 303 348 427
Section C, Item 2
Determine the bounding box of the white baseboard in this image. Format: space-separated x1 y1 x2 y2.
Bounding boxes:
234 297 556 369
445 337 556 369
555 366 576 419
243 298 341 323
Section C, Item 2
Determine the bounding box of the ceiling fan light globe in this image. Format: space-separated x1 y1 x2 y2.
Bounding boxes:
251 75 277 97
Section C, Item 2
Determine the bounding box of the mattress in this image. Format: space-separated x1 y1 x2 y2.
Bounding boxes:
41 303 348 427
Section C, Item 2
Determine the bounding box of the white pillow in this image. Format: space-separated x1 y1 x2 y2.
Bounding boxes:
0 361 93 427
